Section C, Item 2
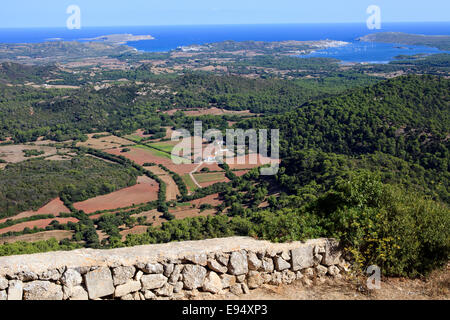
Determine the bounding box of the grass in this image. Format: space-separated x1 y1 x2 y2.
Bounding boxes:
147 142 176 153
193 172 227 184
182 174 198 192
124 134 144 142
134 145 191 164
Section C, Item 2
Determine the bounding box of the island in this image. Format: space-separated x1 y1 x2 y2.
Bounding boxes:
80 34 155 45
357 32 450 51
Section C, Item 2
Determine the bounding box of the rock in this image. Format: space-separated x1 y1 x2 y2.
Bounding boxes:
135 270 144 281
7 280 23 300
139 292 145 300
316 265 328 277
281 251 291 261
0 290 7 301
207 259 228 274
314 244 326 255
220 274 236 289
23 281 63 300
66 286 89 300
313 254 323 266
169 264 184 284
327 266 340 277
323 240 342 266
17 271 38 282
229 283 243 295
247 271 263 289
155 283 174 297
121 293 134 300
0 276 8 290
291 245 315 271
274 256 291 271
261 273 272 283
202 272 222 294
184 253 207 266
162 263 174 277
228 252 248 275
282 270 296 284
141 274 168 290
115 280 141 297
143 290 156 300
216 253 229 266
270 272 282 285
173 281 184 293
296 271 304 280
61 269 82 287
261 257 274 272
140 263 164 274
247 252 262 270
84 267 115 299
172 292 185 300
303 268 315 278
241 283 250 294
182 265 207 290
39 269 60 281
236 275 246 283
112 266 136 286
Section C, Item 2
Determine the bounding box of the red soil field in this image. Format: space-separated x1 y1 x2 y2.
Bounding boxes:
190 193 223 207
233 170 250 177
0 218 78 235
73 176 159 214
0 198 70 224
196 162 224 172
106 147 172 166
226 154 280 170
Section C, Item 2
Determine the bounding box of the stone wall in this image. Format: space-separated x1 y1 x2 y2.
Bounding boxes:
0 237 350 300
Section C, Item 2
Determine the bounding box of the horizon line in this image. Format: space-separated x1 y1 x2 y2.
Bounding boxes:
1 21 449 30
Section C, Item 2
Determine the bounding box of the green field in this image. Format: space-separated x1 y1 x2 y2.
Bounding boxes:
182 174 198 192
147 141 176 153
193 172 227 184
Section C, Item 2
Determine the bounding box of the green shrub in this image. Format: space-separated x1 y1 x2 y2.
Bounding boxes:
319 171 450 277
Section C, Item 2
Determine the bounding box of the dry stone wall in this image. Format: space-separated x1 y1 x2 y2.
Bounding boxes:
0 237 350 300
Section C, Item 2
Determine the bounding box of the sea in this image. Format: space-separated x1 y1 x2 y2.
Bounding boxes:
0 22 449 63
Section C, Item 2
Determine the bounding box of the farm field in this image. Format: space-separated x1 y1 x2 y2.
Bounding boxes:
0 198 70 224
190 193 223 207
0 218 78 235
194 172 229 187
226 153 280 170
0 230 74 244
182 174 198 192
159 174 180 201
73 176 159 214
145 165 180 200
77 133 134 150
120 225 148 241
0 144 58 163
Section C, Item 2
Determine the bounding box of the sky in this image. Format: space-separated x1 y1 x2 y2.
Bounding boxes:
0 0 448 28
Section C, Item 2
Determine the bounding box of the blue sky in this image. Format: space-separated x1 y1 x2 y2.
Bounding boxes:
0 0 448 28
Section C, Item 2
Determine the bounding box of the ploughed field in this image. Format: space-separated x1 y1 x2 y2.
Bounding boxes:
73 176 159 214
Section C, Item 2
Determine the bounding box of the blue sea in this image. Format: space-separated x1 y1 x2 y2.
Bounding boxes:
0 22 449 63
